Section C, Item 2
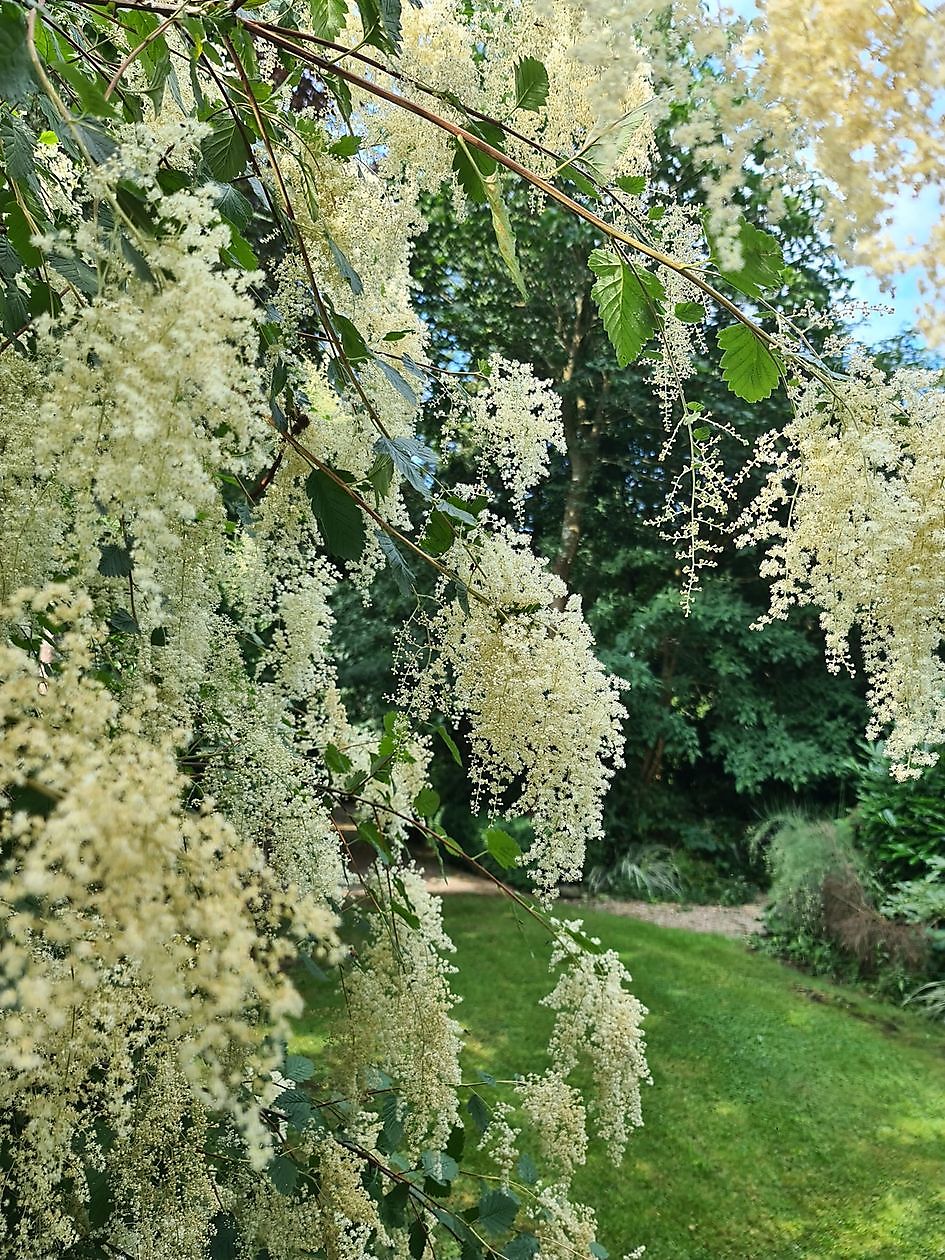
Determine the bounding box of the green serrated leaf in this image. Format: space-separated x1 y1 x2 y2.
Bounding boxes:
674 301 705 324
450 121 503 203
5 203 42 268
707 215 785 299
328 235 363 295
717 323 781 403
0 3 38 102
49 253 99 297
268 1155 299 1196
504 1233 540 1260
515 1151 538 1185
376 358 417 406
421 508 455 557
74 120 116 166
558 163 601 200
409 1220 429 1259
477 1189 519 1238
485 827 522 870
436 723 462 767
214 181 253 231
0 283 29 336
52 60 117 119
421 1149 459 1185
329 307 369 362
0 235 19 279
377 531 415 596
482 173 527 300
108 608 140 635
310 0 348 38
283 1053 315 1082
466 1091 491 1135
355 0 398 51
223 225 257 271
201 117 251 182
358 817 393 862
582 103 656 181
209 1212 239 1260
273 1086 314 1129
615 174 646 196
513 57 549 112
588 248 665 367
305 468 367 561
378 0 403 52
329 133 361 157
446 1123 465 1162
367 451 395 499
376 435 436 496
380 1180 410 1228
413 787 440 818
98 544 133 578
0 114 34 181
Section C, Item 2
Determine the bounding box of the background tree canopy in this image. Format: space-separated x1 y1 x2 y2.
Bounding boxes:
336 138 870 889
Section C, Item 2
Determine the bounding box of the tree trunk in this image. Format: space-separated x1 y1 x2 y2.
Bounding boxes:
551 289 604 595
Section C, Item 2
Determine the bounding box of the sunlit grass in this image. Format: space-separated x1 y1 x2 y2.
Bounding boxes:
290 895 945 1258
441 897 945 1260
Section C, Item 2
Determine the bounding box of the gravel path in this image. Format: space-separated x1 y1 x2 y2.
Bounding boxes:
421 864 766 939
582 896 766 939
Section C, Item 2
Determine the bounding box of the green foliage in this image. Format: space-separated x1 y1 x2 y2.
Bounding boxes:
397 898 945 1260
756 812 863 942
587 247 663 367
482 173 528 299
717 323 781 402
512 57 549 112
707 214 785 299
881 857 945 929
586 844 683 901
484 826 522 870
201 118 252 182
755 812 932 991
0 3 38 103
851 743 945 880
304 467 367 561
309 0 349 39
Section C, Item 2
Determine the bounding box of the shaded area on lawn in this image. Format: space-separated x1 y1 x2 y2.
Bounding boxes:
441 896 945 1260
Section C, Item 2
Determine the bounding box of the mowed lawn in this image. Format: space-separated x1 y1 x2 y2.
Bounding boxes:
291 894 945 1260
443 897 945 1260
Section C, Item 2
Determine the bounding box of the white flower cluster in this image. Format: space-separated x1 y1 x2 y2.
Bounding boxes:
401 523 626 898
0 586 336 1254
740 352 945 776
457 356 565 514
747 0 945 346
334 868 463 1151
543 925 651 1161
516 1071 588 1185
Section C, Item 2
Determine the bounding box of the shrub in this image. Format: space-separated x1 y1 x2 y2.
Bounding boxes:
756 813 928 981
851 743 945 881
587 845 684 902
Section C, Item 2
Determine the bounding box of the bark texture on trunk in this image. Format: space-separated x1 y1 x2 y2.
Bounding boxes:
551 288 606 596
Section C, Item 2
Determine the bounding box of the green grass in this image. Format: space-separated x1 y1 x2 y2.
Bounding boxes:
291 895 945 1259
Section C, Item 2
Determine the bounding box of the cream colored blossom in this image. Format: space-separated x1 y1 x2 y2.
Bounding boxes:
740 350 945 775
400 523 626 897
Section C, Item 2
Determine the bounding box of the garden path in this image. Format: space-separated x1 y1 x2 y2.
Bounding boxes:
419 862 766 939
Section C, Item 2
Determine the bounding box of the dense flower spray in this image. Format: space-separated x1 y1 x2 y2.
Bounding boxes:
0 1 942 1257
